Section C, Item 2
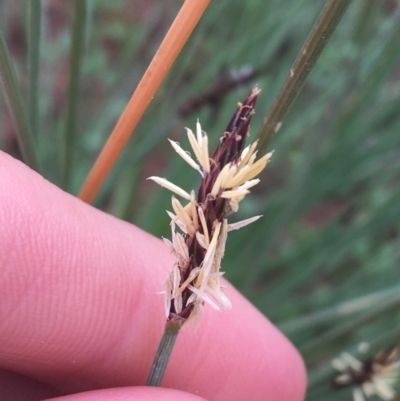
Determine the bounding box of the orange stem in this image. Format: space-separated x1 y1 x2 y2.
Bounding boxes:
78 0 212 204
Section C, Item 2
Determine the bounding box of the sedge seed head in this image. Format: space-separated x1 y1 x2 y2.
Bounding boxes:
149 87 272 327
332 345 400 401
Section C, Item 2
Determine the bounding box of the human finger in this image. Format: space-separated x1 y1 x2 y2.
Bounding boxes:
0 152 306 401
45 387 207 401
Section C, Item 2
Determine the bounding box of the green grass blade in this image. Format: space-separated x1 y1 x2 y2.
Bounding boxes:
62 0 87 191
255 0 352 151
27 0 41 140
299 292 400 359
279 284 400 334
0 31 40 171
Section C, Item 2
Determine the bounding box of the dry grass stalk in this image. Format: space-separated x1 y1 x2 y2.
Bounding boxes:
78 0 212 204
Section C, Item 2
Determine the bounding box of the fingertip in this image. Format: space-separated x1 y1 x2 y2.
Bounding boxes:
263 332 307 401
45 387 207 401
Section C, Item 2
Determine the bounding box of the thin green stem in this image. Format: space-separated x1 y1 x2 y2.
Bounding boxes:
146 320 182 386
255 0 352 151
0 31 40 171
300 291 400 359
351 0 377 43
62 0 87 191
110 165 140 220
279 284 400 334
27 0 41 140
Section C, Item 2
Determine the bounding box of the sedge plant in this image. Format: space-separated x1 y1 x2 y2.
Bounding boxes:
2 0 400 400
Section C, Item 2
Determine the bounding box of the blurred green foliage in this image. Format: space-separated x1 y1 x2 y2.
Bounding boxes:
1 0 400 399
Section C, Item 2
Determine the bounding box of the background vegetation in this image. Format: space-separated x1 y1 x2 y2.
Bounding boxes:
1 0 400 399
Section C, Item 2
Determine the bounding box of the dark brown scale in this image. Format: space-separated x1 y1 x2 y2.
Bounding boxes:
333 360 373 387
200 87 260 232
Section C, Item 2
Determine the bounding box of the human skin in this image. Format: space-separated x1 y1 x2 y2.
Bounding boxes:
0 151 306 401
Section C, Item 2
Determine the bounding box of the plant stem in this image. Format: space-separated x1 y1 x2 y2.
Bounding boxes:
146 320 182 386
300 291 400 359
279 284 400 334
255 0 352 151
27 0 41 140
62 0 87 191
0 32 40 171
78 0 212 204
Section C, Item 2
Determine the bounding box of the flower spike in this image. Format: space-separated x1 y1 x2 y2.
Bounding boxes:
149 87 272 327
